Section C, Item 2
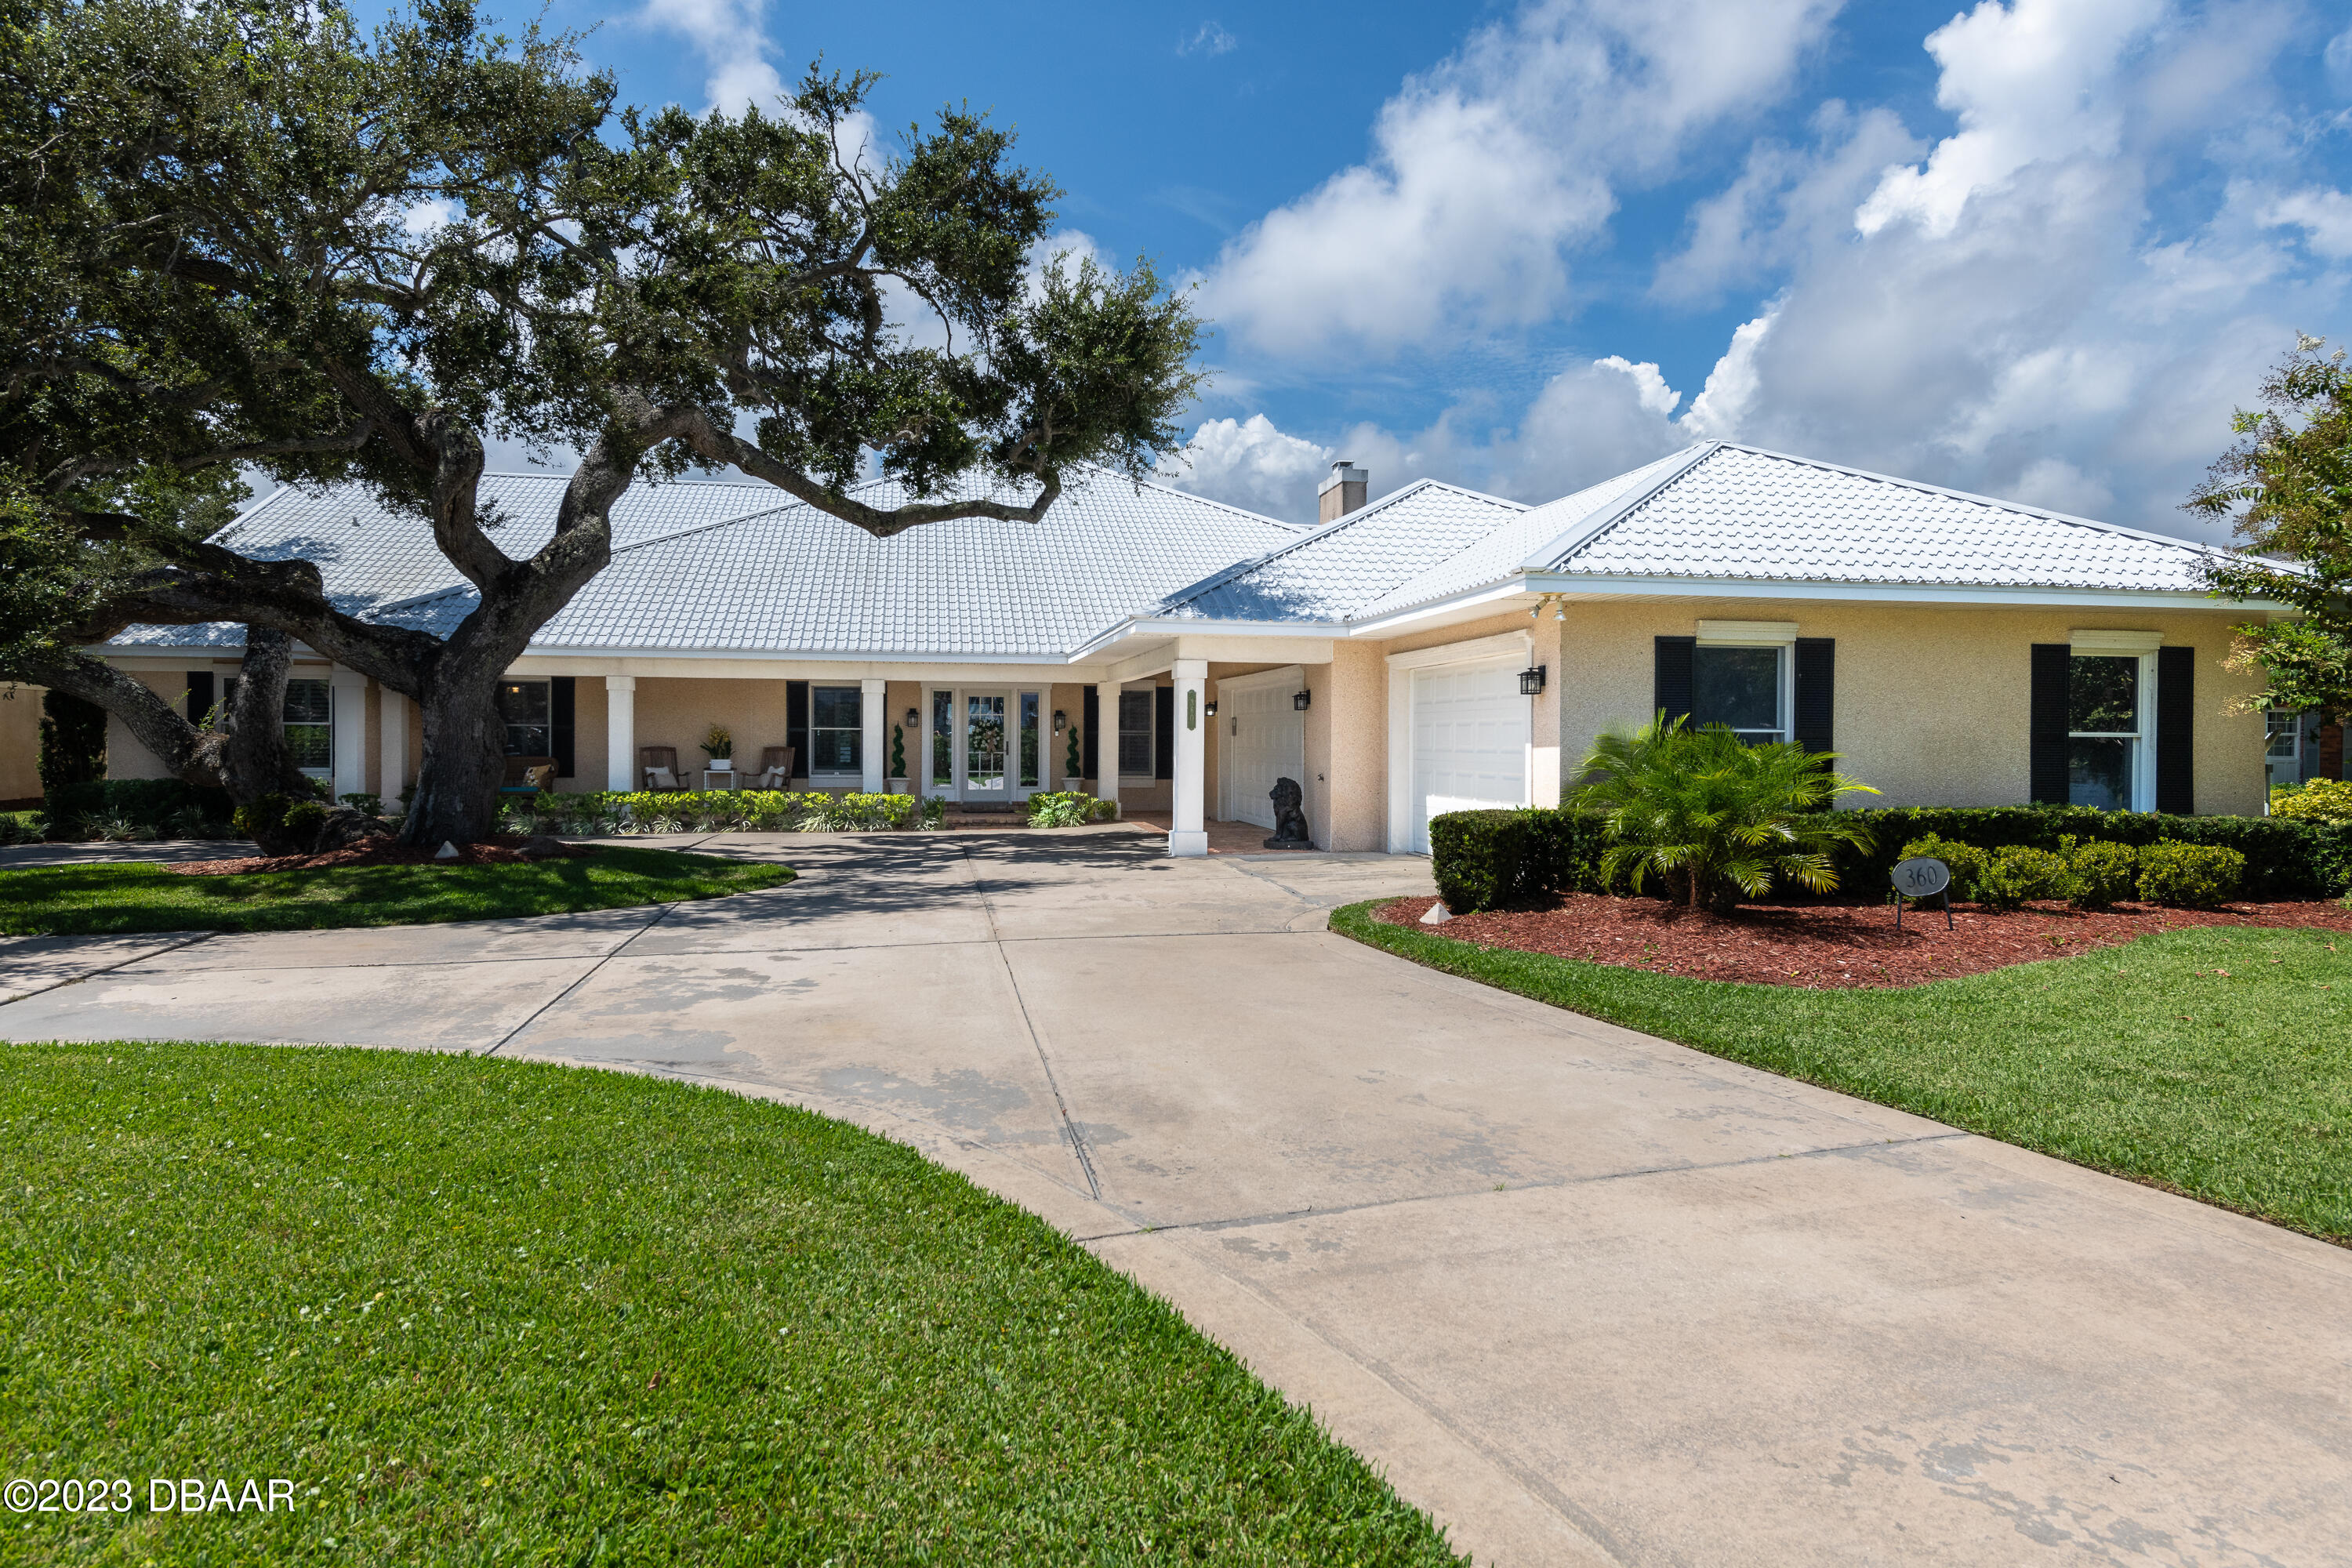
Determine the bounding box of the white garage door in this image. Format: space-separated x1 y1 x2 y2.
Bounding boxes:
1219 677 1305 830
1409 659 1530 852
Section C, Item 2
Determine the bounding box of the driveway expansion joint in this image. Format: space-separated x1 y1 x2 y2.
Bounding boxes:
0 930 217 1008
483 903 679 1056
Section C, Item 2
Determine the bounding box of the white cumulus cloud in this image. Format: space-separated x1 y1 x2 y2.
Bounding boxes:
1197 0 1845 358
1157 416 1334 523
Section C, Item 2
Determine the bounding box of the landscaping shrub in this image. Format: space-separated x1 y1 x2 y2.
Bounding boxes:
1428 808 1616 913
339 791 383 817
524 789 924 835
1570 715 1877 912
1896 833 1991 900
0 814 43 847
2273 779 2352 824
2067 839 2141 909
1834 805 2349 901
1975 844 2080 910
82 813 157 844
2138 842 2246 908
45 777 235 840
1025 790 1118 828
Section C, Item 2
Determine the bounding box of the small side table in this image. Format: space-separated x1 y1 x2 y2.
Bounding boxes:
701 768 739 792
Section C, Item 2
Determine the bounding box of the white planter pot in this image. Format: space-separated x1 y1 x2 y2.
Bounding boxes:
887 779 911 795
706 758 732 771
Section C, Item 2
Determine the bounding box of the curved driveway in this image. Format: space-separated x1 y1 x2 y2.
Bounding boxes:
5 828 2350 1566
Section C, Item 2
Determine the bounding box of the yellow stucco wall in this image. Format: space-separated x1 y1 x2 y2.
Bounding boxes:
1 684 44 803
1551 598 2267 815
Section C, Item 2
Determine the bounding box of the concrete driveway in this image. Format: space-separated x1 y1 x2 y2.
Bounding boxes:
4 829 2349 1566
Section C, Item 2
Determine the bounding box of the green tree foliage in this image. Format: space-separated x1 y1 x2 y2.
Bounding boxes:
1571 713 1878 913
2190 336 2352 720
0 0 1205 846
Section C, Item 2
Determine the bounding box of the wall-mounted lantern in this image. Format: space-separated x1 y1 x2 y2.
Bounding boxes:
903 708 919 728
1052 709 1067 733
1292 689 1312 712
1203 699 1218 718
1519 665 1548 696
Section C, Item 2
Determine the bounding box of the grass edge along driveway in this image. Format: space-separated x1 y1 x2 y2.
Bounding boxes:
0 1044 1463 1566
0 848 794 936
1332 900 2352 1247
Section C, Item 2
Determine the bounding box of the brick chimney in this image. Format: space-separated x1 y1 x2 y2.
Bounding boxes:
1317 459 1367 524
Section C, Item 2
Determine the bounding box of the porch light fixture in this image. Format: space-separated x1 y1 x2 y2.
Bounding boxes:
1052 709 1066 733
1203 699 1218 718
1519 665 1548 696
1292 689 1312 711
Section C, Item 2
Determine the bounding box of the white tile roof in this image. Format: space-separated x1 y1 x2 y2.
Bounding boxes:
113 468 1299 658
107 441 2240 661
1544 443 2223 590
1157 480 1530 623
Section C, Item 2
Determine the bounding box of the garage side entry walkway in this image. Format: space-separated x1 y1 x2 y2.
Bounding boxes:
3 830 2348 1566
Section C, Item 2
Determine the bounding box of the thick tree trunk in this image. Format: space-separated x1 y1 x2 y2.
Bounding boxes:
399 650 510 848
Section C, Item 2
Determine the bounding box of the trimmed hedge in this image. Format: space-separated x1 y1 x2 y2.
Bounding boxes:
1428 803 2352 913
1839 806 2348 902
43 778 235 837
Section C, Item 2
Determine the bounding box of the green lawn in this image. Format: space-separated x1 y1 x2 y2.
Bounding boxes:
1334 902 2352 1245
0 1044 1458 1566
0 848 794 936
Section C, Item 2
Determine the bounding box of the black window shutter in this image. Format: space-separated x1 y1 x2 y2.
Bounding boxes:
1153 685 1174 779
1793 639 1834 753
2029 644 2070 804
550 677 575 778
1653 637 1694 726
2156 646 2193 815
1082 687 1099 780
786 682 810 779
184 671 215 725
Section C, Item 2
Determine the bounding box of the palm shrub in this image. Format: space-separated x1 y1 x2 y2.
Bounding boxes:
1571 714 1878 913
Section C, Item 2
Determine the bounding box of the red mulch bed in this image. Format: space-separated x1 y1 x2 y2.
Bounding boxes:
165 836 594 877
1375 893 2352 989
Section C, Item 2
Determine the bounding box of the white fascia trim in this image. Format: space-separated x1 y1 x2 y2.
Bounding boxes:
1073 615 1345 660
1520 574 2265 610
519 644 1074 667
1385 630 1534 671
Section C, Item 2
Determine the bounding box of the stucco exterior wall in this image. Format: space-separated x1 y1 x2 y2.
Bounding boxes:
1306 642 1389 851
1 684 44 804
102 667 197 780
1553 598 2266 815
625 677 798 785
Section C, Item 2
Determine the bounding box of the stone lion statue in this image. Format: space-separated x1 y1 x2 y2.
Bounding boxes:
1265 777 1311 848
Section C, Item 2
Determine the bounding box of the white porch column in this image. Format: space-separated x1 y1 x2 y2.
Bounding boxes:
1169 659 1208 858
859 677 887 793
329 667 367 800
378 688 408 800
1091 683 1117 811
605 677 637 792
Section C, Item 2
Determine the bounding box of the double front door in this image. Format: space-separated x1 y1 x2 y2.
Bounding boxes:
927 688 1047 800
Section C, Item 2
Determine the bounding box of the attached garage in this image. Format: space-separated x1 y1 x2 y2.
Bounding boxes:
1216 666 1307 830
1388 636 1534 854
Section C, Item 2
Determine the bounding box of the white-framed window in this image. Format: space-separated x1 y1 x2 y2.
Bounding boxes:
2267 710 2301 764
2067 652 2151 811
1691 623 1795 743
811 685 862 776
227 675 333 775
497 680 550 755
1117 689 1155 778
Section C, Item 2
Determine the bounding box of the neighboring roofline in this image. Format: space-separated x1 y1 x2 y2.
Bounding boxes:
1704 441 2238 562
1515 442 1718 572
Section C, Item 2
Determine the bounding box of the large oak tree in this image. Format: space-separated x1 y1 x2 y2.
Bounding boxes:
2 0 1203 846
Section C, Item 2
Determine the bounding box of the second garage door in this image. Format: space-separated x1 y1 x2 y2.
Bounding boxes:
1408 658 1530 852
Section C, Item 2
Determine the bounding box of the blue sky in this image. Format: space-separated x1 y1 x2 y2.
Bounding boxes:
519 0 2352 538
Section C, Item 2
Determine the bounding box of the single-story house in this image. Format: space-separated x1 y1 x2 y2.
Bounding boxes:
85 440 2314 853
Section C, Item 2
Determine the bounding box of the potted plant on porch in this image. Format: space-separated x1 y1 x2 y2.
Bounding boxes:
702 724 734 777
887 723 911 795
